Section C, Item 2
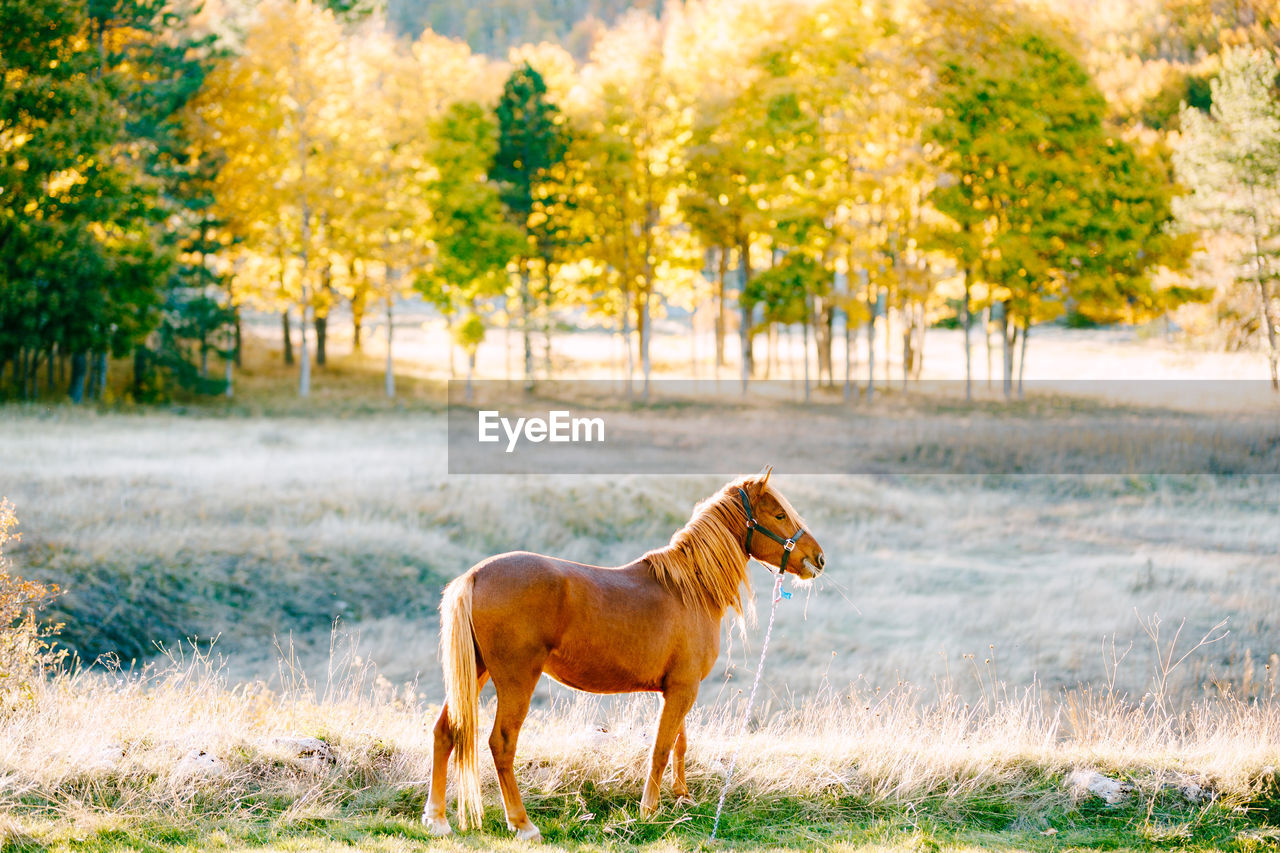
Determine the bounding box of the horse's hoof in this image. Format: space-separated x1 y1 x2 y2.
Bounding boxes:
423 816 452 836
515 823 542 843
640 802 658 818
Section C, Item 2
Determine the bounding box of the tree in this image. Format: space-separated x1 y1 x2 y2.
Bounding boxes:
493 62 569 387
671 0 803 379
561 11 698 399
1174 47 1280 390
94 0 234 400
927 3 1191 397
0 0 174 402
196 0 350 397
417 101 522 396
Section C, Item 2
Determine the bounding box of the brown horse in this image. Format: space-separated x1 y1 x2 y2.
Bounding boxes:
422 467 825 842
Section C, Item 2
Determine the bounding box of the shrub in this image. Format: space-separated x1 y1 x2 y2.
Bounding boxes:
0 499 65 708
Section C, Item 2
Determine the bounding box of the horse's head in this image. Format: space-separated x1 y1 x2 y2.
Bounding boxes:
738 466 825 580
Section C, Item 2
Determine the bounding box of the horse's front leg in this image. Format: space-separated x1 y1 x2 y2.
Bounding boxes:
671 720 694 805
641 684 697 816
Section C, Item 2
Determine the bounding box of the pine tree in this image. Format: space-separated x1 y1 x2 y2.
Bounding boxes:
1174 47 1280 391
0 0 171 401
93 0 233 399
493 63 568 387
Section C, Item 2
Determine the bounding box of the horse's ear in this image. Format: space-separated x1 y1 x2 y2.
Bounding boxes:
757 465 773 487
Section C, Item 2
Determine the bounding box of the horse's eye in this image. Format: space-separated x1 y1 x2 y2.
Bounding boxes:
775 513 785 521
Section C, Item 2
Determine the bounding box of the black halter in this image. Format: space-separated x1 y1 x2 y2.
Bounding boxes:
737 487 806 574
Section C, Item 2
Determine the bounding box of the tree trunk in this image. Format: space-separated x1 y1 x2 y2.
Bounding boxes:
84 351 95 400
505 314 514 381
351 263 366 354
26 349 36 399
233 307 243 368
999 302 1014 398
69 351 88 403
465 349 476 402
815 295 834 387
133 346 148 399
1248 203 1278 391
385 280 396 398
96 351 108 400
1017 319 1030 399
521 263 534 390
315 262 332 367
296 96 313 397
542 264 554 381
315 313 327 367
962 265 972 401
866 287 877 402
282 311 294 366
715 246 728 370
25 349 39 400
739 236 754 394
690 284 699 379
916 302 926 380
639 288 652 402
802 301 811 403
447 315 456 379
844 305 855 402
640 202 657 401
902 313 912 390
765 323 774 380
984 304 993 389
620 297 634 397
1258 279 1279 392
883 293 892 386
299 295 312 397
47 344 56 392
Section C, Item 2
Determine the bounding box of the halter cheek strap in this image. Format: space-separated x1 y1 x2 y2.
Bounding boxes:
737 487 806 574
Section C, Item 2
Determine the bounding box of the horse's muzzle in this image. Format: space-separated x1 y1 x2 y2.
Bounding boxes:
801 556 824 578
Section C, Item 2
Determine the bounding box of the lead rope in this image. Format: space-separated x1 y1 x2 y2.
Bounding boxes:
710 570 785 840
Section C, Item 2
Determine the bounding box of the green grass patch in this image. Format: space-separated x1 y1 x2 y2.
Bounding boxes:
2 787 1275 852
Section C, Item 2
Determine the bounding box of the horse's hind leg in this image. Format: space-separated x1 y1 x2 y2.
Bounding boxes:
424 669 489 835
489 669 542 842
424 704 455 835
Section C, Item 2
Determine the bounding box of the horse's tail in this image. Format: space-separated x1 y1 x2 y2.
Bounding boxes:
440 572 483 829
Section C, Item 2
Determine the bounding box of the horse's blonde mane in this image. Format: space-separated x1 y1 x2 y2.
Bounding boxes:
643 478 757 619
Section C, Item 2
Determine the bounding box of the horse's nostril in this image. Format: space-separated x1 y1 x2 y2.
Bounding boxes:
816 553 825 568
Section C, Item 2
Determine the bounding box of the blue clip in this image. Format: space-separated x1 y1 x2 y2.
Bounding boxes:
781 590 792 600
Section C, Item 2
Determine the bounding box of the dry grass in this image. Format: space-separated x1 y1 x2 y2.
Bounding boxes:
0 642 1277 849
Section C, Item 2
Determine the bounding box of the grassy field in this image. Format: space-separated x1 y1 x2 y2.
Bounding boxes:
1 645 1278 853
1 331 1279 850
2 403 1276 702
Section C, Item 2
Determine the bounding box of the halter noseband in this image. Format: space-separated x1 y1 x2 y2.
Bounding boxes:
737 487 806 574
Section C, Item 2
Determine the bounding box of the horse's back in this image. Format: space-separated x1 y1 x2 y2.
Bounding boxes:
463 551 718 693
